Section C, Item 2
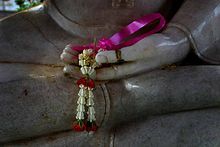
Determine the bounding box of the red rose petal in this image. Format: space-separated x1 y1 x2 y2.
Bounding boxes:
77 78 87 87
91 124 98 131
72 122 86 132
86 122 98 132
88 79 95 88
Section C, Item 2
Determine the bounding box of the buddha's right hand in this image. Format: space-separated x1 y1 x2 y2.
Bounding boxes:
60 27 190 80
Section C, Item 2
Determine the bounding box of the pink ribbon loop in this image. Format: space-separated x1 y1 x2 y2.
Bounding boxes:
98 38 115 50
71 13 166 52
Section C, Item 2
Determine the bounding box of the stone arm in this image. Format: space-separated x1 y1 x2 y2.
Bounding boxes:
62 0 220 80
1 64 219 145
169 0 220 64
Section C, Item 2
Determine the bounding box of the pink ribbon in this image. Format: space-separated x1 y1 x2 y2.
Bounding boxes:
71 13 166 52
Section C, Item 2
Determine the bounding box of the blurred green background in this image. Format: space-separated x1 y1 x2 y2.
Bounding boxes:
0 0 43 18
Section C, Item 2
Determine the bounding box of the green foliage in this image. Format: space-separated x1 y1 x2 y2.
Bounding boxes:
15 0 42 11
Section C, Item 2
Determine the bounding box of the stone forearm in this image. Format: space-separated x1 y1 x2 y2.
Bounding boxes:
1 65 220 143
168 0 220 64
105 66 220 128
0 64 106 143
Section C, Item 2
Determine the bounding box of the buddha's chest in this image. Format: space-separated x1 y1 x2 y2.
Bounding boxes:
56 0 178 25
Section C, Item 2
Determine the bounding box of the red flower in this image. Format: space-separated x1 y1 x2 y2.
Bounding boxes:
71 45 86 52
88 79 95 89
77 78 87 87
91 52 97 58
72 122 86 132
86 121 98 132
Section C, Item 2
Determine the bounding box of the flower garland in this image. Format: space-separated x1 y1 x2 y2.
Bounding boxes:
61 13 166 133
73 49 98 132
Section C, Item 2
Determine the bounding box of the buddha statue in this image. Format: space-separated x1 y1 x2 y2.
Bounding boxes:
0 0 220 146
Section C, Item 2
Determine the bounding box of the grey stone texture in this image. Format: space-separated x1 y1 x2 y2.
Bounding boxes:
0 0 220 146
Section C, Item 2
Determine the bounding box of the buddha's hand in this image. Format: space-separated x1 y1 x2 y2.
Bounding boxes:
61 28 190 80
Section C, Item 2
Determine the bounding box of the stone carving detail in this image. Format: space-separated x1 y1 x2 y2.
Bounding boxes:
112 0 134 8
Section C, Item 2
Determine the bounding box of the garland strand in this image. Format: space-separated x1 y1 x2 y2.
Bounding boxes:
72 49 98 132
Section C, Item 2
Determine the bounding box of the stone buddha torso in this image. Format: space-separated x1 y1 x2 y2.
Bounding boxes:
0 0 220 146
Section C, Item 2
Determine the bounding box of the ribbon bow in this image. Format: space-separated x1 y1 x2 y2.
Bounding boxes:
70 13 166 52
